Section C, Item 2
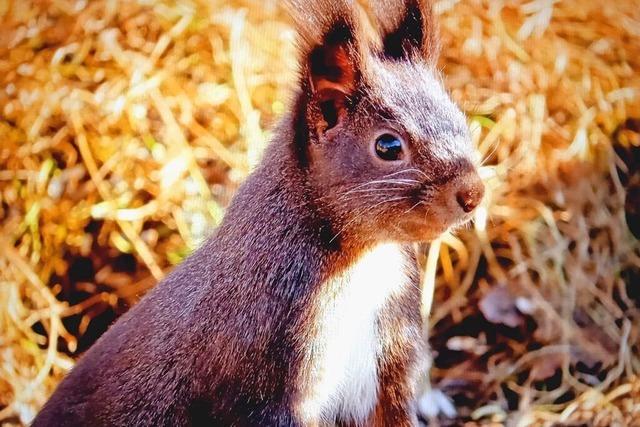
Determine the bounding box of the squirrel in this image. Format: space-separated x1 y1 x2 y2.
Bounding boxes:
33 0 484 425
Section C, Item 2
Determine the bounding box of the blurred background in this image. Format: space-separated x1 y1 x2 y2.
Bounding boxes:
1 0 639 425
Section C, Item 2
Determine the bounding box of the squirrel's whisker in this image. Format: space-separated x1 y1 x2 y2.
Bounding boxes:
328 196 410 244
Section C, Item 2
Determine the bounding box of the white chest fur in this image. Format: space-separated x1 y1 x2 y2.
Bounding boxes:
297 243 410 425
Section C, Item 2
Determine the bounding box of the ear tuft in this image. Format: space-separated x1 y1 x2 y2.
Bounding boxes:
373 0 440 64
382 2 424 60
285 0 359 61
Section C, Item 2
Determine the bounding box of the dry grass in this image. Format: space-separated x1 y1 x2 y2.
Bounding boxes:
0 0 639 425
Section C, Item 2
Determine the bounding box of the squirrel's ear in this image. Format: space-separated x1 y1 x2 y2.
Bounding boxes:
375 0 440 64
306 20 359 132
308 21 358 100
287 0 363 133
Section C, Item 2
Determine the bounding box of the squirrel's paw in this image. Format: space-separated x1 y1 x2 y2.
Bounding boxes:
416 386 457 420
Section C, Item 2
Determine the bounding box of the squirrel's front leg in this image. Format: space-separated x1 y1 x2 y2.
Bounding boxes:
370 370 420 427
370 289 424 427
369 339 428 427
371 342 456 427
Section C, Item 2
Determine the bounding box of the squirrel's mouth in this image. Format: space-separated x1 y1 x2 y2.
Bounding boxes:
390 216 450 242
391 201 478 242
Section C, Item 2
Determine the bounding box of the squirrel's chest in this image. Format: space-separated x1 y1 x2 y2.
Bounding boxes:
296 243 414 424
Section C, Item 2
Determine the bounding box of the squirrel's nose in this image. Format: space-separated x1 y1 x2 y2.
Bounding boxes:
455 174 484 213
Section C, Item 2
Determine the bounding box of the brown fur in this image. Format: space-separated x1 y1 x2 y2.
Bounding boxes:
33 1 484 426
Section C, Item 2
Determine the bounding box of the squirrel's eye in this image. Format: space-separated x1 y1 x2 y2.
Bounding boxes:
375 134 404 161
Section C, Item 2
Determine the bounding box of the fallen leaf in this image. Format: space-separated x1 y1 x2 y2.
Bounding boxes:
479 285 524 328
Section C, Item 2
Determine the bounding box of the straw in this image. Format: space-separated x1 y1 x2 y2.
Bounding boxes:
1 0 639 425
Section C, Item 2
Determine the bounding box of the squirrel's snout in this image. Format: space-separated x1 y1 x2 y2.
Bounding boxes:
455 173 485 213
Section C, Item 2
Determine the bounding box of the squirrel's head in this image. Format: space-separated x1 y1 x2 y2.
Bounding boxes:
287 0 484 243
